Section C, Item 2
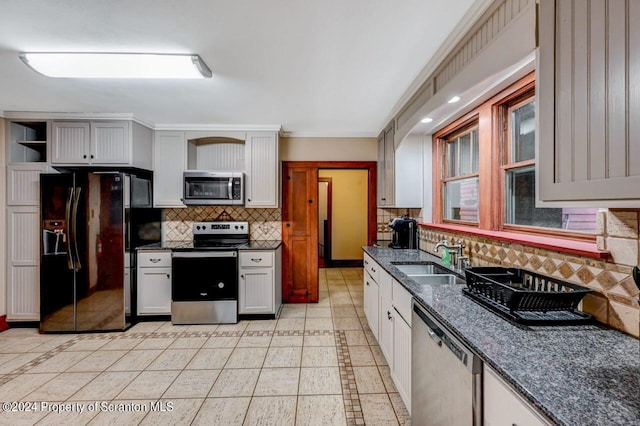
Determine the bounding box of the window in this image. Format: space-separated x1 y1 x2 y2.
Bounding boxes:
433 72 598 238
502 97 597 233
443 127 479 222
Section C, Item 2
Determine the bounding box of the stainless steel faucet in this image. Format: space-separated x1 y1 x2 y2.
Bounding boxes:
434 240 469 269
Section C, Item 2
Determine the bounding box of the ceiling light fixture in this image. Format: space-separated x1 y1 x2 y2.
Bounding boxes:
448 96 461 103
19 52 212 79
420 117 433 123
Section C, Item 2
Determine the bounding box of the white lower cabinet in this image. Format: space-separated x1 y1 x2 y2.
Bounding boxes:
238 247 282 315
137 251 172 315
390 280 412 414
363 257 412 414
484 365 551 426
124 267 131 315
6 207 40 321
363 270 379 340
377 268 394 363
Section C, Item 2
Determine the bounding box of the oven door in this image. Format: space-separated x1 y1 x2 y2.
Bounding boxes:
171 251 238 301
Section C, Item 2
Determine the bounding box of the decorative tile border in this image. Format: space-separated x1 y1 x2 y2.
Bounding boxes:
336 330 364 426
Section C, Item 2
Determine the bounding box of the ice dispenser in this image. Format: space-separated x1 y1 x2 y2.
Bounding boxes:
42 220 67 255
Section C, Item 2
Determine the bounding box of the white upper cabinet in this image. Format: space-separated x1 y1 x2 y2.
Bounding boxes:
7 163 49 206
51 120 151 167
153 131 187 208
377 122 423 208
537 0 640 206
90 121 131 164
51 121 91 164
245 132 279 208
377 122 395 206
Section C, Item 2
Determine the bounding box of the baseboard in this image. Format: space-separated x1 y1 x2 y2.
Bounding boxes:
136 315 172 322
6 320 39 329
239 314 276 321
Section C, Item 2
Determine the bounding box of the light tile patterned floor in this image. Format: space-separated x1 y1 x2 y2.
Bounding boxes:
0 268 410 425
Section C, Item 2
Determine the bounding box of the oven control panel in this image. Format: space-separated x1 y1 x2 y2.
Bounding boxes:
193 221 249 236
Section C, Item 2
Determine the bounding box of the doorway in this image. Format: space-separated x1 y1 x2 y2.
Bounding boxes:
318 177 332 268
319 169 369 267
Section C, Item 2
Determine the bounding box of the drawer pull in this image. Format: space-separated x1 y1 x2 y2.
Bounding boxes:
251 258 262 262
149 258 161 263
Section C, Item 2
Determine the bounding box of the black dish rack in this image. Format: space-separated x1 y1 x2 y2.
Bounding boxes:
463 267 594 325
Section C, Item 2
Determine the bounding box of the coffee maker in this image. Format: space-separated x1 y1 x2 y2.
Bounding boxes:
388 216 418 249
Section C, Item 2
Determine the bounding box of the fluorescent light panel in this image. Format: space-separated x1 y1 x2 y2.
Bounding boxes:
448 95 461 103
421 117 433 123
20 53 212 79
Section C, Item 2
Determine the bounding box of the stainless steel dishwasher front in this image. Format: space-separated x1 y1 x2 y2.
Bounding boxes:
412 302 482 426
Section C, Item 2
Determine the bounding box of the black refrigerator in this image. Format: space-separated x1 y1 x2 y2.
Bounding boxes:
40 171 160 333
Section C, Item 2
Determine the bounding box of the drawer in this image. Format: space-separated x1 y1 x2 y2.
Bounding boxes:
363 253 379 283
239 251 274 268
138 251 171 268
392 279 413 326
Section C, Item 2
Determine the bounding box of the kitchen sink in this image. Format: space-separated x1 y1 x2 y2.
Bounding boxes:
392 262 451 276
408 274 466 285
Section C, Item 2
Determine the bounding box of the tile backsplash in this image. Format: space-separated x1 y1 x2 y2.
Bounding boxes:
419 209 640 338
163 207 282 241
376 208 422 242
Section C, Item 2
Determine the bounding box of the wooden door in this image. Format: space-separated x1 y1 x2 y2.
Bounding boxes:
282 163 318 303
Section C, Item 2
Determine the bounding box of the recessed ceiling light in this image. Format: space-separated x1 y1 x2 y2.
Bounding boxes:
420 117 433 123
19 53 212 79
448 96 461 103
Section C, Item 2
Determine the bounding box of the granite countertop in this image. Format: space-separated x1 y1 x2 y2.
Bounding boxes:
363 246 640 426
136 240 282 251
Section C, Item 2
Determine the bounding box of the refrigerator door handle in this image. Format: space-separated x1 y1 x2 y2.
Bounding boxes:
65 187 75 270
71 187 82 271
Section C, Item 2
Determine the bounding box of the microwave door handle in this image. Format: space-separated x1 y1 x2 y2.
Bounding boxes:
228 178 233 200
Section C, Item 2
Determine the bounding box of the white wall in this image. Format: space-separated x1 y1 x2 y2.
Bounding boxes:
281 137 377 161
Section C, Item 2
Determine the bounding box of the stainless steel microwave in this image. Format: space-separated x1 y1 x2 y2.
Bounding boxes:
183 171 244 205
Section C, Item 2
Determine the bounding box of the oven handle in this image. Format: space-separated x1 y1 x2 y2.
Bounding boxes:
172 251 237 258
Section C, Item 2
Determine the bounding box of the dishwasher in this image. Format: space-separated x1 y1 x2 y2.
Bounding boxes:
412 302 482 426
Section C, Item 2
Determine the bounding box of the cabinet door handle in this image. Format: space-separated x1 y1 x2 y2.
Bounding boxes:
240 275 244 279
90 154 94 159
366 281 370 286
166 274 170 279
372 267 376 273
387 311 392 320
83 155 87 159
247 198 251 202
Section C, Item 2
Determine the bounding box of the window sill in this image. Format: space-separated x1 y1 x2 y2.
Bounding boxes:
418 223 611 260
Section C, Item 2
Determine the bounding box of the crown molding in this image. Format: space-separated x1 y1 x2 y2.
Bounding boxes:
154 123 282 132
281 131 377 138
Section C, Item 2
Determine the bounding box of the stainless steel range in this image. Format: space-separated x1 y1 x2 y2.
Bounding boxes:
171 221 249 324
